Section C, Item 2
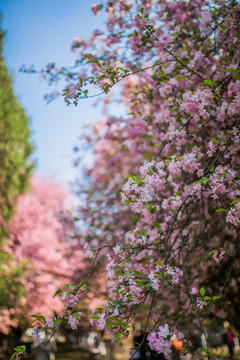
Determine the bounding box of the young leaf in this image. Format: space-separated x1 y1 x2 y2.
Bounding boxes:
31 315 46 323
115 332 120 342
209 249 218 255
90 315 100 319
224 68 237 73
231 199 240 205
53 288 62 298
204 79 214 88
175 76 187 80
211 138 219 144
73 313 81 320
233 74 240 80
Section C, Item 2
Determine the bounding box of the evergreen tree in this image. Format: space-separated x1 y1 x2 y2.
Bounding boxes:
0 22 34 234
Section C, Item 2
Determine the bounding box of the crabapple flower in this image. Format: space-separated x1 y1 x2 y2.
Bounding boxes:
213 250 225 262
45 317 54 328
32 325 42 342
174 329 184 340
68 315 79 330
90 311 106 330
190 287 198 295
147 325 172 356
83 243 94 258
61 293 78 308
196 298 205 309
158 324 170 338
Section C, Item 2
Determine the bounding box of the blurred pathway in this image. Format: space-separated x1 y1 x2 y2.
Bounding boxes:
55 344 93 360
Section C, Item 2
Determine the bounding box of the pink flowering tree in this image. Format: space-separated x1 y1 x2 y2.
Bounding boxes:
15 0 240 359
2 178 85 357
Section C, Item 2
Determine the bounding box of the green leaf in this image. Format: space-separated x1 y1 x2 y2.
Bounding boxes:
216 208 227 212
195 177 209 185
219 24 227 30
210 165 215 173
153 261 164 266
233 74 240 81
109 322 121 327
31 315 46 323
73 313 81 320
213 296 220 301
132 270 143 277
200 288 206 297
122 257 131 265
204 79 214 88
90 315 100 319
145 283 151 290
115 332 120 342
11 352 18 360
135 279 144 288
218 136 227 144
78 280 86 288
14 345 26 352
152 222 162 230
211 138 219 144
53 288 62 298
125 174 136 181
231 199 240 205
124 200 133 205
209 249 218 255
108 316 120 321
224 68 237 73
175 76 187 80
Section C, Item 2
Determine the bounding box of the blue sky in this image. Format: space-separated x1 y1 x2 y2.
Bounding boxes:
0 0 109 184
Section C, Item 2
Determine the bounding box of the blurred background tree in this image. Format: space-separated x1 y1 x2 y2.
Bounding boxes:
0 20 34 232
0 20 34 356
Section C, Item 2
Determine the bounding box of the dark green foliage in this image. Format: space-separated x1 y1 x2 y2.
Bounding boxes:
0 24 34 231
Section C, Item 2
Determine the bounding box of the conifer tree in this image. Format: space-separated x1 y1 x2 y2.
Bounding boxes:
0 22 34 235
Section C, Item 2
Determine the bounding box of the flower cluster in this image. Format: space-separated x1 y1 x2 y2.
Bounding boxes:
147 324 171 356
61 293 78 308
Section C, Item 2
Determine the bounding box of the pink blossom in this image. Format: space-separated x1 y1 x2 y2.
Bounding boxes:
32 325 42 342
68 315 79 330
91 3 101 16
45 317 54 328
196 298 205 309
158 324 169 338
147 326 172 356
90 312 106 330
61 293 78 308
83 243 94 258
213 250 225 263
190 287 198 295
